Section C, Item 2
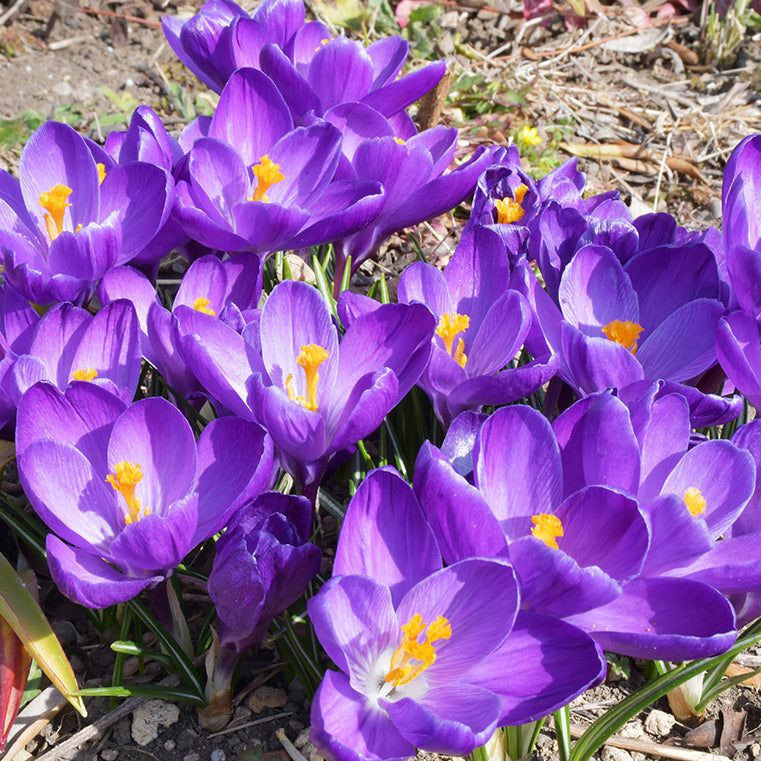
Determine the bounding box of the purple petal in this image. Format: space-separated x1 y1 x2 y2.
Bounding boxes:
46 534 159 609
334 467 441 605
311 670 415 761
474 405 562 535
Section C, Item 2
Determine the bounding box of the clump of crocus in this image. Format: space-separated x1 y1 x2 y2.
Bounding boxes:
173 68 385 258
415 405 738 660
200 491 321 730
99 253 262 399
15 382 275 608
0 121 172 306
174 279 435 496
309 468 606 761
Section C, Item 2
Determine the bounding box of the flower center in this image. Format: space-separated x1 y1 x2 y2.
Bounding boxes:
286 344 329 412
106 461 151 525
531 513 564 549
385 613 451 687
495 184 529 224
193 297 215 316
435 312 469 368
249 155 284 203
39 184 73 241
684 487 706 517
601 319 643 354
72 367 98 382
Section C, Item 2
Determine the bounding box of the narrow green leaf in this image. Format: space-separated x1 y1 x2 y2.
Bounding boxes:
569 623 761 761
0 553 86 716
73 685 205 705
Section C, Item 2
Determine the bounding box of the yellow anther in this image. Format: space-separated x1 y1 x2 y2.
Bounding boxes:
385 614 451 688
72 367 98 382
193 296 216 316
285 344 329 411
601 319 644 354
519 125 542 146
393 137 406 145
106 461 151 525
436 313 470 366
684 487 706 517
97 163 107 185
39 184 73 241
531 513 564 550
314 37 330 51
249 155 284 203
495 184 529 225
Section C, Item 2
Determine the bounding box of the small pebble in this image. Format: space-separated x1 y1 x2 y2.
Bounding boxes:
183 754 200 761
644 708 675 738
246 685 288 714
210 750 226 761
751 742 760 757
124 77 135 88
164 740 176 751
601 748 632 761
131 699 181 746
619 719 645 739
101 751 119 761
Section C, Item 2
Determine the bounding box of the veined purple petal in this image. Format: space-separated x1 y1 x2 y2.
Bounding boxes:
210 68 293 164
308 575 398 684
716 311 761 409
333 467 441 605
553 392 640 497
555 486 648 581
414 441 508 565
565 577 736 660
106 397 197 512
382 685 500 755
466 610 605 726
307 37 374 108
311 670 415 761
46 534 160 609
19 439 119 552
474 405 562 535
361 60 446 118
397 260 451 317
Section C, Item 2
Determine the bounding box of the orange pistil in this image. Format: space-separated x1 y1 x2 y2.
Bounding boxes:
249 155 284 203
385 613 451 687
684 487 706 517
495 184 529 224
72 367 98 382
106 461 151 525
193 297 215 316
531 513 564 550
39 184 73 241
601 319 644 354
286 344 329 411
435 313 469 368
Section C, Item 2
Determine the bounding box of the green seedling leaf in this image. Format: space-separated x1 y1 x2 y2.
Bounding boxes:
0 553 86 717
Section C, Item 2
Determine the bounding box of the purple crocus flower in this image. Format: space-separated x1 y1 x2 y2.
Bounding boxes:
174 279 435 495
0 121 172 306
5 298 141 416
344 227 556 426
15 382 275 608
200 490 321 731
98 253 262 398
516 233 738 426
415 405 737 660
309 467 605 761
174 68 384 258
99 106 187 272
330 127 495 288
552 387 757 614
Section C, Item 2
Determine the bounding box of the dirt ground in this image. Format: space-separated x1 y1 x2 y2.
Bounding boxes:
2 0 761 758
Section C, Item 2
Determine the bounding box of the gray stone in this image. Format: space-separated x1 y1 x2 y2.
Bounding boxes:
644 708 676 737
131 699 181 746
51 81 72 98
601 748 633 761
101 751 119 761
183 754 200 761
210 750 226 761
